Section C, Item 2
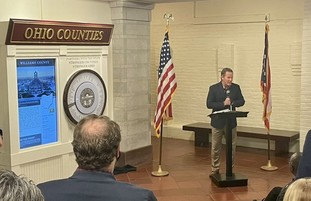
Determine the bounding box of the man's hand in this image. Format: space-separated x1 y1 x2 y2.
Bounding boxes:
224 97 231 106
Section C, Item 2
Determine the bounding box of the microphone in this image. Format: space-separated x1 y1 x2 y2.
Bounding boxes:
226 89 230 98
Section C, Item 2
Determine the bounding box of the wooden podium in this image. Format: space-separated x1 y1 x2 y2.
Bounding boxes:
208 111 249 187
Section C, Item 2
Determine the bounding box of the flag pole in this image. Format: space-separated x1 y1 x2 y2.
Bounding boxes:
261 130 278 171
152 119 169 176
260 16 277 171
152 13 174 177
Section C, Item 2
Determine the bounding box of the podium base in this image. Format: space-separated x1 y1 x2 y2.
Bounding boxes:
210 173 248 187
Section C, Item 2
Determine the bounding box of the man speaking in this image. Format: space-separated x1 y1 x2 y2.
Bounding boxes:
206 67 245 176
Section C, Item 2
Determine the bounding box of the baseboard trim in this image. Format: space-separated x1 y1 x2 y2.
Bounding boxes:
116 145 153 167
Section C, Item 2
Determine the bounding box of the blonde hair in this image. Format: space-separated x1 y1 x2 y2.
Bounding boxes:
284 177 311 201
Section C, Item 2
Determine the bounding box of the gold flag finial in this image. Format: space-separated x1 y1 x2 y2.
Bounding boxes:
163 14 174 32
265 15 270 33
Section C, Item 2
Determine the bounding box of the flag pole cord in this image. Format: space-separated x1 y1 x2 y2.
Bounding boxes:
152 119 169 177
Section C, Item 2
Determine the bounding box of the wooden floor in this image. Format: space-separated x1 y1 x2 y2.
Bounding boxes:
115 137 292 201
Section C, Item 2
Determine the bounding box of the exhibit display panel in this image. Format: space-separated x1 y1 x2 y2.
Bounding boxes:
0 44 110 183
17 58 58 149
0 19 113 183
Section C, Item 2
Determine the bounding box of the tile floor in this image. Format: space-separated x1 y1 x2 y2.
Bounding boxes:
115 137 293 201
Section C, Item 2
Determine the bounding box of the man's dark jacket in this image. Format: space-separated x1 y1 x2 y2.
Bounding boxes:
38 169 157 201
207 82 245 129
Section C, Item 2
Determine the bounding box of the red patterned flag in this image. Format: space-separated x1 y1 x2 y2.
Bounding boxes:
163 103 173 121
260 24 272 130
154 31 177 137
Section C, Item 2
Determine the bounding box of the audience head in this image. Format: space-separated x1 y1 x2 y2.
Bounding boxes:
72 114 121 172
283 177 311 201
289 152 302 176
0 169 44 201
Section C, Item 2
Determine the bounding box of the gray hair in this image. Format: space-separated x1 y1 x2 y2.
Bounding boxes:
289 152 302 175
0 169 44 201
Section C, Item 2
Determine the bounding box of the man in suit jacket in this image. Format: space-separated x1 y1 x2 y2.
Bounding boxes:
38 114 157 201
295 130 311 180
206 67 245 176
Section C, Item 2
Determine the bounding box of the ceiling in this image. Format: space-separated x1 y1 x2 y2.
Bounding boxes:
100 0 194 4
131 0 193 2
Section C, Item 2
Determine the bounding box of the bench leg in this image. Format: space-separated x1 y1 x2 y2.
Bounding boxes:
275 140 289 156
194 130 209 147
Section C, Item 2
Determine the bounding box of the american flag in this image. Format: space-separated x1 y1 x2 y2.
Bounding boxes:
260 24 272 130
154 31 177 137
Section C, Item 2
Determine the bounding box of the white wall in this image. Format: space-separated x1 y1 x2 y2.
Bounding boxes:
150 0 304 147
0 0 111 23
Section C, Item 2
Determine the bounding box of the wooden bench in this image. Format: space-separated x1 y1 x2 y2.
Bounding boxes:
182 122 299 156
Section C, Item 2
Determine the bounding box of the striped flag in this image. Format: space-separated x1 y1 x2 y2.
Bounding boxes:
163 103 173 121
260 24 272 130
154 31 177 137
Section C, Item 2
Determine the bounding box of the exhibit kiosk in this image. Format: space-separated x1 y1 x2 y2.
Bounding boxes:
0 19 113 183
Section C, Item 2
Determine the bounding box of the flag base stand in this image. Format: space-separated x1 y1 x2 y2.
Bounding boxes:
260 160 278 171
152 165 169 177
